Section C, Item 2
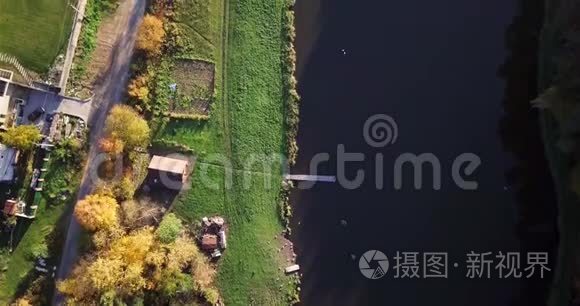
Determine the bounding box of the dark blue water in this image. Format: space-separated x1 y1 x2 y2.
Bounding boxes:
290 1 557 305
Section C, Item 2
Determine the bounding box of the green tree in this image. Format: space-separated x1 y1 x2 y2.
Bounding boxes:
0 125 41 151
155 213 182 243
53 138 84 165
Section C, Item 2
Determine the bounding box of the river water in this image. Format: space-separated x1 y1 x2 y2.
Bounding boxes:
290 0 558 305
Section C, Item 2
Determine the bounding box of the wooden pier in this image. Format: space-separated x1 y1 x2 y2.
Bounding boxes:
284 174 336 182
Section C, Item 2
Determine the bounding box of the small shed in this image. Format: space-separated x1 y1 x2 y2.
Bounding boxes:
3 199 17 215
148 155 190 183
201 234 219 251
2 199 31 218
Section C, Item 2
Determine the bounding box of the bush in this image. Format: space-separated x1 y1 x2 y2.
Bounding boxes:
281 10 300 165
151 139 195 155
155 213 182 243
113 175 136 202
128 73 151 106
27 242 48 260
136 14 165 57
159 271 194 298
53 138 85 166
167 113 210 121
201 287 220 306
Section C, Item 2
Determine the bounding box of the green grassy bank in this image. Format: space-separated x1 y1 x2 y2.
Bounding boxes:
152 0 296 304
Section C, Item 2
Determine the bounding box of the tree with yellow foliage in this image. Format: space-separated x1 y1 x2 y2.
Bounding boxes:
127 74 150 106
56 258 97 302
74 194 119 232
104 105 150 150
58 228 154 301
136 14 165 57
108 227 154 264
58 223 221 304
0 125 42 151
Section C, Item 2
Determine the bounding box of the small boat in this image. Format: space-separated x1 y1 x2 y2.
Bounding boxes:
285 264 300 274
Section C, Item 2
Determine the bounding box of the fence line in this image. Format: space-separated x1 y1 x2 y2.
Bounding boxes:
0 53 33 86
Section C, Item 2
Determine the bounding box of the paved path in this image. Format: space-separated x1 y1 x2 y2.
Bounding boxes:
58 0 88 93
52 0 145 304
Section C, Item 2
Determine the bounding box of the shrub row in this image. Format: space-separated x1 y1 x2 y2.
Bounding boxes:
166 112 210 121
151 138 196 155
280 3 301 305
282 5 300 166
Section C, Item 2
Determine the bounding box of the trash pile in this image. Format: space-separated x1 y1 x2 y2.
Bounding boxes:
199 216 227 259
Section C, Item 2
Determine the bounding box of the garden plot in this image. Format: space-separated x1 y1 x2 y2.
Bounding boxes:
170 59 215 115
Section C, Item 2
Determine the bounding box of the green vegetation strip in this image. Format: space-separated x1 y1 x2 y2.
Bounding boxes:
154 0 295 304
0 0 74 73
68 0 118 93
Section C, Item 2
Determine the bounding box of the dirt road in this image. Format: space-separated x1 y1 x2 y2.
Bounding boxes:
52 0 145 304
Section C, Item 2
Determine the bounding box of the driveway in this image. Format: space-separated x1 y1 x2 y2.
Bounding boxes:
24 90 91 124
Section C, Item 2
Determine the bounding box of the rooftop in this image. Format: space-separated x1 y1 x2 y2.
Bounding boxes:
148 155 189 175
0 144 16 182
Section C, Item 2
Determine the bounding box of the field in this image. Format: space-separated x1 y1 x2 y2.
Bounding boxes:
0 0 74 73
155 0 292 304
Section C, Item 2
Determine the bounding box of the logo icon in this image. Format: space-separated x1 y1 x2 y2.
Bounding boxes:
363 114 398 148
359 250 389 279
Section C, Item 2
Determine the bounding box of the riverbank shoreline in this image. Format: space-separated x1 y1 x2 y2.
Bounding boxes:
538 1 580 305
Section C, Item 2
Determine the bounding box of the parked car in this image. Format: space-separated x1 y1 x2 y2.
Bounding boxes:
27 107 45 122
45 113 55 123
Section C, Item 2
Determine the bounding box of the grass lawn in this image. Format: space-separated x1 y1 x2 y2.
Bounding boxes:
174 0 223 61
0 204 67 304
174 168 289 305
155 0 292 304
0 0 74 73
225 0 286 169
